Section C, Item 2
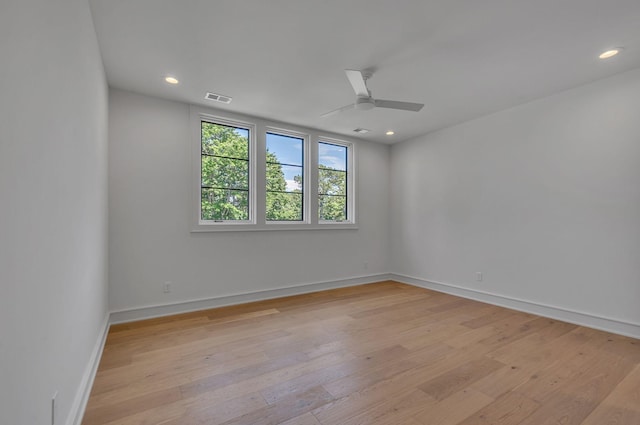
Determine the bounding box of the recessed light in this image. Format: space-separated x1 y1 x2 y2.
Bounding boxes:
599 48 622 59
164 76 179 84
353 128 370 134
386 131 395 136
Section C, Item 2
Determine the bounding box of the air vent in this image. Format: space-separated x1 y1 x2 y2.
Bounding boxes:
353 128 370 134
205 92 232 104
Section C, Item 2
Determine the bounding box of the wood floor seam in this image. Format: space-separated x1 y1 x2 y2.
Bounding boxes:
82 281 640 425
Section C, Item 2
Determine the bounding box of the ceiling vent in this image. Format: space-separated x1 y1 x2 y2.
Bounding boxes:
353 128 370 134
205 92 232 104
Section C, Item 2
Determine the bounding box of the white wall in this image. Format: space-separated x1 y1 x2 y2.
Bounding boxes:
0 0 109 424
108 89 390 314
390 68 640 335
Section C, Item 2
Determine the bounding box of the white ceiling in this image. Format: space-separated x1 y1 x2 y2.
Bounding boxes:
90 0 640 144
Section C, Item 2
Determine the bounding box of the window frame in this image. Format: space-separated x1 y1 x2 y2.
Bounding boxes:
264 127 309 224
317 137 355 225
191 107 357 232
193 113 257 227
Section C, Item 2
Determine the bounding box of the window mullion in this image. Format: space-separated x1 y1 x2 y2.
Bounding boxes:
265 130 306 222
254 127 267 225
191 106 356 231
308 136 319 225
318 139 351 223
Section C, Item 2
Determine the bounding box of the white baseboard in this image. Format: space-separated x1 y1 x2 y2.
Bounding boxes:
110 273 393 324
68 273 638 425
68 314 110 425
391 273 640 340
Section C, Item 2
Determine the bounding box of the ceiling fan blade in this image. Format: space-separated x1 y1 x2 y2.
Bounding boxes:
374 99 424 112
345 69 369 97
320 103 356 118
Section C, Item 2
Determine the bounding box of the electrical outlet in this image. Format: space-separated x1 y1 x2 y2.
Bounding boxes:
163 281 172 293
51 391 58 425
363 261 369 270
476 272 483 282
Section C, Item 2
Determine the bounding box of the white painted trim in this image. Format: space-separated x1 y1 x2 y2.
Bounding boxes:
265 126 310 224
317 137 356 225
391 273 640 339
189 223 359 232
110 273 392 324
192 112 258 230
67 273 639 425
67 314 110 425
188 105 361 232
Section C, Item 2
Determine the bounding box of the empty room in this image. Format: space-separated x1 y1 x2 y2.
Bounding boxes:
2 0 640 424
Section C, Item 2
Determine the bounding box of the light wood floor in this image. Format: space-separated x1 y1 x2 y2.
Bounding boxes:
83 281 640 425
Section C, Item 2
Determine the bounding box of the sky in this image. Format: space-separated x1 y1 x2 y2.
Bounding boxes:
267 133 302 191
318 142 347 170
266 133 347 192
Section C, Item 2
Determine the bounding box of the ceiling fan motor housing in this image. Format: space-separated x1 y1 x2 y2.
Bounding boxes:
355 96 376 110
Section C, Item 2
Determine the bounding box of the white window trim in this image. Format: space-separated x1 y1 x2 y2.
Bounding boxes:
265 126 309 225
192 113 257 228
190 106 357 232
317 137 356 226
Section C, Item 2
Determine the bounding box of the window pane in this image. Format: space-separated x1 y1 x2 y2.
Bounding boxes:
266 133 303 166
266 192 303 221
201 188 249 220
201 122 249 159
201 156 248 189
266 132 304 222
318 141 348 222
201 120 251 222
318 168 346 196
318 195 346 221
319 142 347 170
267 164 302 192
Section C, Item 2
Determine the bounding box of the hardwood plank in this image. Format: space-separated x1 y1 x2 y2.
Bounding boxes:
456 392 539 425
260 345 409 404
444 325 500 349
518 350 636 425
279 412 322 425
469 364 533 399
418 357 505 401
347 294 436 320
334 389 434 425
82 387 182 425
461 307 523 329
312 387 419 425
82 282 640 425
322 342 453 399
179 351 311 399
183 349 355 403
157 392 266 425
219 386 334 425
412 388 494 425
90 350 268 402
581 363 640 425
314 346 492 423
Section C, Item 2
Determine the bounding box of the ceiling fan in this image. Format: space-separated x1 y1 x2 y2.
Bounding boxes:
321 69 424 118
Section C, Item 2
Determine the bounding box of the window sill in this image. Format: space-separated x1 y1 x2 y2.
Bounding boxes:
191 222 358 232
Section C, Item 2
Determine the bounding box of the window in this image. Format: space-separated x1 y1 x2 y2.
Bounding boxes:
199 118 254 222
192 108 355 231
318 141 348 221
266 132 304 221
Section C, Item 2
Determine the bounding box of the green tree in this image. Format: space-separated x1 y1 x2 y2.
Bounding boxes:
201 122 346 222
266 150 302 221
201 122 250 220
318 167 347 221
201 122 303 221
